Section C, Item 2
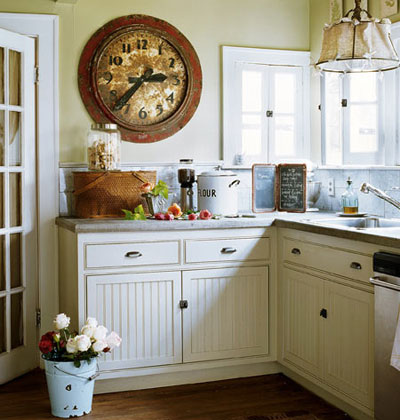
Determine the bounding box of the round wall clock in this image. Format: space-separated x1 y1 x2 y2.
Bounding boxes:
78 15 202 143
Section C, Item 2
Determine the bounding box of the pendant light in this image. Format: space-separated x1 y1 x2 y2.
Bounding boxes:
317 0 399 73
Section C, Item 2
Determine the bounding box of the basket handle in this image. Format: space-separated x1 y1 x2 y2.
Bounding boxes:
131 172 148 183
73 172 110 196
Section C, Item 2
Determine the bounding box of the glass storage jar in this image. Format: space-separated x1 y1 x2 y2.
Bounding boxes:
87 123 121 171
341 177 359 214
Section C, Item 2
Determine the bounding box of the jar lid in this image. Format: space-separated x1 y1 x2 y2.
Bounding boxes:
198 169 237 177
91 123 119 130
179 159 193 164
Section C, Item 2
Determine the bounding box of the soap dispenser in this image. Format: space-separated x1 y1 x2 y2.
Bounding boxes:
341 177 359 214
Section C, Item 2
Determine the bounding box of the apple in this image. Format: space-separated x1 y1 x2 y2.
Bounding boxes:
199 209 212 220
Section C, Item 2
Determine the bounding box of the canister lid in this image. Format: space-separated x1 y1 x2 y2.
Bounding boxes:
91 123 119 130
198 169 237 177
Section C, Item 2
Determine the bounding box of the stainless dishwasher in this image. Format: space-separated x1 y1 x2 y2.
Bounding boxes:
371 252 400 420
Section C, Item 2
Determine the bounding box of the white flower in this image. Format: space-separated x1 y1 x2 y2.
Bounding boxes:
53 313 70 330
66 338 78 354
92 340 107 352
93 325 108 341
75 334 91 352
106 332 122 349
81 324 96 338
85 317 98 328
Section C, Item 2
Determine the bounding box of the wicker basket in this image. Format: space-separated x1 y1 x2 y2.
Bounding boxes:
73 171 156 218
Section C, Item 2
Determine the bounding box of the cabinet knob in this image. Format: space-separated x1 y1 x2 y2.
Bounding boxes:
180 300 189 309
291 248 301 255
320 308 328 319
221 247 237 254
350 262 362 270
125 251 143 258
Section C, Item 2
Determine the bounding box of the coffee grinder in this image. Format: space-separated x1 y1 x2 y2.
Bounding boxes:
178 159 195 212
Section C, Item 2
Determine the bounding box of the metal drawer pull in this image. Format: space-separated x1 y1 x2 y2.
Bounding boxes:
125 251 143 258
291 248 301 255
180 300 188 309
350 262 362 270
221 247 237 254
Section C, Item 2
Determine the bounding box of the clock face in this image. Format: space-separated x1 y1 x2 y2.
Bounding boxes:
78 15 202 143
95 30 188 128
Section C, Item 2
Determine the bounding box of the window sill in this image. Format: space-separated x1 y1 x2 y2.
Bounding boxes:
318 165 400 170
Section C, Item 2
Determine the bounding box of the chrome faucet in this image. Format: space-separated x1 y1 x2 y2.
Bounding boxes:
360 182 400 211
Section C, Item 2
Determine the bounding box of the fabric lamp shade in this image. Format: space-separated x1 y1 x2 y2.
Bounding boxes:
317 19 399 73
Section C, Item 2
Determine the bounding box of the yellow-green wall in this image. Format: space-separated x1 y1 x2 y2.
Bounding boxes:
0 0 310 163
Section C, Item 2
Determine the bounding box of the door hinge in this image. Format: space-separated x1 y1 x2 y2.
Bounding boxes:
179 300 188 309
34 66 39 84
36 309 41 327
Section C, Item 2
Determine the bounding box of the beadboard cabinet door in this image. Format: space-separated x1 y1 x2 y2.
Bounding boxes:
87 271 182 370
323 281 374 407
282 267 323 378
182 266 269 362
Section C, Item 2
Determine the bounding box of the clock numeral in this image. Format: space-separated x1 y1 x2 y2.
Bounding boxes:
138 106 148 119
168 58 175 68
172 76 180 86
109 55 123 66
156 104 163 116
158 45 162 55
122 43 131 53
110 90 118 101
137 39 148 50
103 72 113 84
166 92 174 104
124 103 131 115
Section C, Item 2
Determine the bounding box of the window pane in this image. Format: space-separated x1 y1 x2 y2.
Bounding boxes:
349 104 378 153
324 73 342 165
10 233 21 288
9 111 21 166
242 128 262 155
0 236 4 292
274 116 295 156
242 70 262 112
0 111 4 166
0 297 5 354
275 72 295 113
349 73 377 102
11 292 23 349
10 172 21 227
9 50 21 107
0 48 4 104
242 114 261 125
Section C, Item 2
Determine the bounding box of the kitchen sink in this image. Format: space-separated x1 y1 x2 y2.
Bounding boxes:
311 217 400 229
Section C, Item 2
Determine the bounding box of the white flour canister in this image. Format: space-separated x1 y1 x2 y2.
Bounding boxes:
197 169 240 215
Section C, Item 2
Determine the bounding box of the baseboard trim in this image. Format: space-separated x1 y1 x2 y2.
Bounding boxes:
94 361 281 394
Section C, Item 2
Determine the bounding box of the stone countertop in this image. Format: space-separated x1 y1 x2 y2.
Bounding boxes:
56 212 400 248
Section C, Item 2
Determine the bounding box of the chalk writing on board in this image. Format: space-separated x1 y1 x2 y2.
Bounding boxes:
279 165 305 211
253 165 276 212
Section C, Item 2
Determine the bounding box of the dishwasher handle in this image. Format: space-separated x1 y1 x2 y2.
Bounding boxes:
370 276 400 292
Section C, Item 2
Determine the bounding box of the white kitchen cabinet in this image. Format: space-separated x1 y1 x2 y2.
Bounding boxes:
282 267 322 378
182 266 269 362
86 271 182 370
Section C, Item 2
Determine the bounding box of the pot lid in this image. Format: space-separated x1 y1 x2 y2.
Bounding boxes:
198 168 237 177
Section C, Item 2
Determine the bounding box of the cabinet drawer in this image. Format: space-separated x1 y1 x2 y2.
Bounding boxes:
185 237 269 264
85 240 180 269
283 237 372 283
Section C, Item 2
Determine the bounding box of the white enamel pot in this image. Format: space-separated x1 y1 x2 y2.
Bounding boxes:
197 169 240 216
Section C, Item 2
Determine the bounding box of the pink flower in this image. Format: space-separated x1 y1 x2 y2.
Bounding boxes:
106 332 122 349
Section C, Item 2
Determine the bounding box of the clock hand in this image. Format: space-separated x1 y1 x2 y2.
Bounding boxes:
128 73 167 83
114 68 154 111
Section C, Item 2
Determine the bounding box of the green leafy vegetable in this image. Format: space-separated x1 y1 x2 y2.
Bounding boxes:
122 205 146 220
150 180 169 199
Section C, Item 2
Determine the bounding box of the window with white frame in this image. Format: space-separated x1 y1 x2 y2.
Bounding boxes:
321 21 400 167
223 47 310 166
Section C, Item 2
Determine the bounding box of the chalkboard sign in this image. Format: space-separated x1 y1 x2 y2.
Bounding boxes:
252 165 276 212
252 163 307 213
277 164 306 212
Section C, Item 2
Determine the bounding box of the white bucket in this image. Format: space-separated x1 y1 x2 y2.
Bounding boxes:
44 358 98 418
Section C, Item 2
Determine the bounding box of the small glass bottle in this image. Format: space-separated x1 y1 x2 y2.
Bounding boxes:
341 177 359 214
87 123 121 171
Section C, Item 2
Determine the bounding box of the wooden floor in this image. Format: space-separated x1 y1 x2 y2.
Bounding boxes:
0 370 350 419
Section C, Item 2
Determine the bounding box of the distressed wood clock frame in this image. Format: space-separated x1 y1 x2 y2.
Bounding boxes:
78 15 202 143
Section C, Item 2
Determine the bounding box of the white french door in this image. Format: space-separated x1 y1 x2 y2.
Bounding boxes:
0 27 37 384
